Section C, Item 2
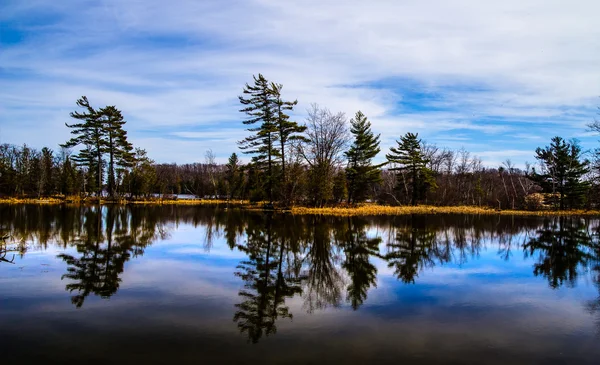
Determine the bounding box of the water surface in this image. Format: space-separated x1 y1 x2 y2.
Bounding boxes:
1 205 599 364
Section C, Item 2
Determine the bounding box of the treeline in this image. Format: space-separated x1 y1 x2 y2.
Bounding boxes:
1 74 599 210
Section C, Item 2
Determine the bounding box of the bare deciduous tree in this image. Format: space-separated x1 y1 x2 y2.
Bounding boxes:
299 104 349 206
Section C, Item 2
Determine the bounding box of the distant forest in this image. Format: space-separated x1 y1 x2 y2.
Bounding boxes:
1 74 599 210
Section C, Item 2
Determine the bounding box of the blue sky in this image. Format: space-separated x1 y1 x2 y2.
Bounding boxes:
1 0 600 167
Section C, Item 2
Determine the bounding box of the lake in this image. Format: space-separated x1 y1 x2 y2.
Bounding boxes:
1 204 599 364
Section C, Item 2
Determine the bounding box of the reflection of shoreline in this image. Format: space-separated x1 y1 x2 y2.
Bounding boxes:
2 205 600 338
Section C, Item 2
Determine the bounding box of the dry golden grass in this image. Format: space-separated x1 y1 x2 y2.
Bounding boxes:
1 198 598 216
290 204 600 216
0 197 67 204
128 199 249 205
0 197 248 206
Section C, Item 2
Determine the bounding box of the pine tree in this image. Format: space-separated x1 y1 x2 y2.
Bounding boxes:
99 105 134 198
533 136 590 209
344 111 385 203
386 132 432 205
270 83 306 204
62 96 106 197
40 147 55 197
226 152 242 200
238 74 279 204
60 155 76 195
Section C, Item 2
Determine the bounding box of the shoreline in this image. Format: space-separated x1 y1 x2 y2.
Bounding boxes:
1 198 599 216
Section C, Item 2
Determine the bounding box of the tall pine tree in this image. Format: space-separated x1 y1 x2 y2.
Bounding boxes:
238 74 279 204
345 111 385 203
270 82 306 204
61 96 106 197
99 105 134 198
533 136 590 209
386 132 434 205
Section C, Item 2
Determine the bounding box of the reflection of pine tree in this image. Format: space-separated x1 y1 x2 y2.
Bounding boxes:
58 206 163 307
234 214 301 343
524 217 595 289
58 208 107 307
337 217 381 310
303 220 344 313
385 216 438 284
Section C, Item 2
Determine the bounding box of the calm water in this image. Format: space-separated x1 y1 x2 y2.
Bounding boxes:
1 205 600 364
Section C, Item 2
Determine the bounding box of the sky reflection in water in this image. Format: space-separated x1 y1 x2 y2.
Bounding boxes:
1 205 599 364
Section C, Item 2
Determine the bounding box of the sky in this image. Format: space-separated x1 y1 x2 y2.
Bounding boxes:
1 0 600 168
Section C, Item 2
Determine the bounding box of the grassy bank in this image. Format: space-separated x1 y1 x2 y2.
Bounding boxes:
290 205 600 216
0 197 248 205
1 197 599 216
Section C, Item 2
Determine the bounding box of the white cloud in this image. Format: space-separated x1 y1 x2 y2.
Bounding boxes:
1 0 599 166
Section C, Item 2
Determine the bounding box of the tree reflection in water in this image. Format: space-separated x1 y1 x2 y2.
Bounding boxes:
385 215 439 284
233 214 302 343
3 205 600 340
57 206 168 307
521 216 600 333
302 217 344 313
523 217 597 289
335 217 381 310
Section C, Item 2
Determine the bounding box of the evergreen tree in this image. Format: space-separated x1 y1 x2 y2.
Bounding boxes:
270 82 306 204
386 132 433 205
99 105 134 198
60 155 76 195
238 74 279 204
61 96 106 197
124 148 156 198
225 153 242 200
344 111 385 203
533 136 590 209
39 147 55 197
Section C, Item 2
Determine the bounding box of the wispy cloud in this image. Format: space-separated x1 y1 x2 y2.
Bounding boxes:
1 0 599 165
